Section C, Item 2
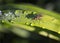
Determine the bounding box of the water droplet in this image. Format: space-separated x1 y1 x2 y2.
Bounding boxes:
52 19 58 23
58 31 60 34
4 13 8 16
23 11 27 14
2 20 5 23
0 10 1 12
25 22 29 25
11 20 14 23
9 12 12 14
42 27 45 28
0 10 2 15
14 18 17 19
30 23 34 26
33 12 37 14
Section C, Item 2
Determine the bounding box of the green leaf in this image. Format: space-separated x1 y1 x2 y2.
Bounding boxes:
1 3 60 41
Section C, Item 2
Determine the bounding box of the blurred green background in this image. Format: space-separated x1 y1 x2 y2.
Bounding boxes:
0 0 60 13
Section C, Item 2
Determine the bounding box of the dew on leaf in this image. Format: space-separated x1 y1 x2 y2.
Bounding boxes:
2 20 5 23
9 12 13 14
42 27 46 28
33 12 37 14
58 31 60 34
52 19 58 23
14 10 22 17
5 14 8 16
0 10 2 15
25 22 29 25
30 23 34 26
11 20 14 23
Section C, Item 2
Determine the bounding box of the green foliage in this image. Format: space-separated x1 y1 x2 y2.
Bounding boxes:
0 4 60 41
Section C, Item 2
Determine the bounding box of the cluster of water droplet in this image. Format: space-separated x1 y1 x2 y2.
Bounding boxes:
0 10 21 21
0 9 41 26
0 10 32 23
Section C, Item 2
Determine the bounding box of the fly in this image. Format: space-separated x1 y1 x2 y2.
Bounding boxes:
33 14 42 20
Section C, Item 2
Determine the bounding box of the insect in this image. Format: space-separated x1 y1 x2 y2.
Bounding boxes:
33 13 42 20
26 12 43 20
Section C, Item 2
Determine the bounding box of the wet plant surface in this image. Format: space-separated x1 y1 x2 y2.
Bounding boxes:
0 4 60 43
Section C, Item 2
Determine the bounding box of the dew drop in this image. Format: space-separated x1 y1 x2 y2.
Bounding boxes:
2 20 4 23
42 27 45 28
0 10 2 15
11 20 14 23
33 12 37 14
58 31 60 34
30 23 34 26
14 18 17 19
0 10 1 12
25 22 29 25
4 13 8 16
9 12 13 14
52 19 58 23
